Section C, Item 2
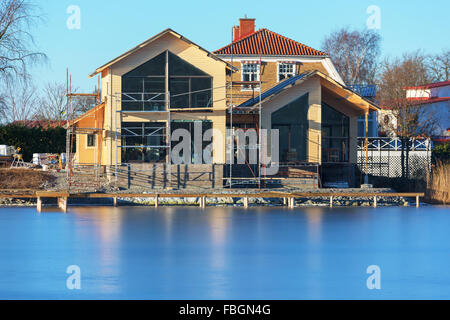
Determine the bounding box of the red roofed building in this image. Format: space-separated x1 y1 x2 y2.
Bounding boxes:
12 120 67 129
72 20 378 188
214 18 344 106
406 80 450 138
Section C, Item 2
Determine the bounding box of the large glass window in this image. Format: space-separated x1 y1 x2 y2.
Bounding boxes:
322 103 350 163
271 94 309 162
121 121 214 164
122 52 166 112
169 52 212 109
121 122 167 163
171 121 212 164
121 51 213 111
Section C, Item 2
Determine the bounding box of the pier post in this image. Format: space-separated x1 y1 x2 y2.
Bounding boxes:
374 196 378 208
416 196 420 208
58 197 68 213
113 197 118 207
37 197 42 213
244 197 249 209
283 198 287 207
199 196 206 209
155 195 159 208
289 197 295 209
330 196 333 208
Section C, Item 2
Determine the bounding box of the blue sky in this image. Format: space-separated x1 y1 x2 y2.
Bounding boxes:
32 0 449 91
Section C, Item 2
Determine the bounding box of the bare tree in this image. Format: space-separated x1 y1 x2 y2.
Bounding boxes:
377 51 439 178
427 49 450 82
377 52 437 137
35 81 98 121
34 82 67 121
0 0 46 82
322 27 381 85
0 79 38 123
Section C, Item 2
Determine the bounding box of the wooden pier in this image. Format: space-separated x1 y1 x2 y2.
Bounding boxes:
0 191 425 212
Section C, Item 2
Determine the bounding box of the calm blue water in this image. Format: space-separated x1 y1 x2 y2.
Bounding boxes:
0 205 449 300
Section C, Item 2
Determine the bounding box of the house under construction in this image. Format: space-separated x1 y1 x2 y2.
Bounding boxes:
68 18 379 190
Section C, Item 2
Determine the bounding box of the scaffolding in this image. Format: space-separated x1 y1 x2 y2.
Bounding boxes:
226 28 264 189
66 69 103 192
112 90 172 189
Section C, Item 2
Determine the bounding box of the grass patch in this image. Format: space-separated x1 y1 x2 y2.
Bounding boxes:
0 169 56 190
426 161 449 204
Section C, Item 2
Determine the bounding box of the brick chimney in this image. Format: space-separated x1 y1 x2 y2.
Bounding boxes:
233 17 255 41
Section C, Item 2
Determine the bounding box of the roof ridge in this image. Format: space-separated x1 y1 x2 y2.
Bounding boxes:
261 28 326 56
214 28 326 56
91 28 234 78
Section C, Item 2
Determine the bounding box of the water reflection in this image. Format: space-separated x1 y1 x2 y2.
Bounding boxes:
305 207 325 244
0 206 449 299
73 207 123 295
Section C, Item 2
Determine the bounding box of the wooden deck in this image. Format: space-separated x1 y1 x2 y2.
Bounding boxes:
0 191 426 212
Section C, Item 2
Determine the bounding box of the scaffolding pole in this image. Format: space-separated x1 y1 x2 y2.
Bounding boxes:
113 91 172 190
258 34 263 189
229 27 234 189
65 69 102 192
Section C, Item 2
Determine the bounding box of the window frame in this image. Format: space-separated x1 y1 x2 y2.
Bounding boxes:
121 51 214 111
277 62 296 82
86 134 97 148
241 62 261 91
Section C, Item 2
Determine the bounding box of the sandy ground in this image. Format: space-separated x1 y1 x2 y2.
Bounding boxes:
0 168 398 195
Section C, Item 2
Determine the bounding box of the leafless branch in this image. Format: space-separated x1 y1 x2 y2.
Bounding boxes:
0 0 46 83
322 27 381 85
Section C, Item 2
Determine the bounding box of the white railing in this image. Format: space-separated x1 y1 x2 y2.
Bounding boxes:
357 137 432 152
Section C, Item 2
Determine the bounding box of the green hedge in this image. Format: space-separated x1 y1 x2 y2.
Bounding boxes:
433 142 450 163
0 124 66 162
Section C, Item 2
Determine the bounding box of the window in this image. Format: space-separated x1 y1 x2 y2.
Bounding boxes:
278 63 296 82
272 94 309 162
121 51 213 111
121 122 167 163
121 52 166 112
357 112 377 137
171 121 212 164
87 134 96 147
322 103 350 163
241 63 260 90
169 52 212 109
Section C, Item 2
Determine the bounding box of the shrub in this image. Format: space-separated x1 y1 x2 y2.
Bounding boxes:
0 124 66 162
433 142 450 163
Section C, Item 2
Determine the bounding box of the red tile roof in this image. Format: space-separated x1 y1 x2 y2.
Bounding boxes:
405 80 450 90
12 120 67 129
214 28 326 56
407 97 450 105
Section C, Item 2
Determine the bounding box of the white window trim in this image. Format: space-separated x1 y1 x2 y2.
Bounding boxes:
241 62 261 92
277 62 297 83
